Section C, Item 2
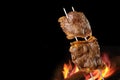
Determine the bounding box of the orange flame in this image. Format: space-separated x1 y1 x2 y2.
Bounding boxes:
86 65 116 80
62 53 117 80
62 61 79 79
87 53 117 80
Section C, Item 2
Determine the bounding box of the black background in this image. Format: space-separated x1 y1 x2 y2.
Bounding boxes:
36 0 120 80
7 0 120 80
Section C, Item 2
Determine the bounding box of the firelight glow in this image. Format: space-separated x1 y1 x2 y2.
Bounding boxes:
62 61 79 79
62 53 117 80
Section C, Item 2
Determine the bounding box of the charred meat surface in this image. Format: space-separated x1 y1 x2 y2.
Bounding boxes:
58 11 92 39
69 36 105 71
58 10 105 73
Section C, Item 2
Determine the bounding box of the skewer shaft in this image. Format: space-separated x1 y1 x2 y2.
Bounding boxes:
63 7 78 41
63 8 69 19
98 69 104 80
90 73 94 80
75 36 78 41
72 6 75 11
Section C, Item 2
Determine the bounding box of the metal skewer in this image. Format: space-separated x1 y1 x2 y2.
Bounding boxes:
82 28 87 41
63 7 78 41
75 36 78 41
90 72 94 80
84 37 87 41
72 6 75 11
83 24 95 80
72 7 94 80
63 8 69 19
72 6 78 41
98 69 104 80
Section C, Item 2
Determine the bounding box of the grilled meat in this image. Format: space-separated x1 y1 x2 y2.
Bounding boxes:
58 10 105 72
58 11 92 39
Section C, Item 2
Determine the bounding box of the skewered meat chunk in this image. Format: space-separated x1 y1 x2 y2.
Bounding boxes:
69 36 105 71
58 11 92 39
58 9 105 73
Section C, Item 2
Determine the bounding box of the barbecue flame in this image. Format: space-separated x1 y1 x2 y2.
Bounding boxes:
62 53 117 80
85 64 116 80
62 61 79 79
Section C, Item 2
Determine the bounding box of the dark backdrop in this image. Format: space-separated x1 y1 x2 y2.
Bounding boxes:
37 0 120 80
10 0 120 80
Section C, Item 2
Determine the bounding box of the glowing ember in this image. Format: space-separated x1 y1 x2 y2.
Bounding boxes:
62 53 117 80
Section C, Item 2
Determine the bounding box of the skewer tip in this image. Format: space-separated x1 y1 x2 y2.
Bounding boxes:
63 8 68 18
72 6 75 11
